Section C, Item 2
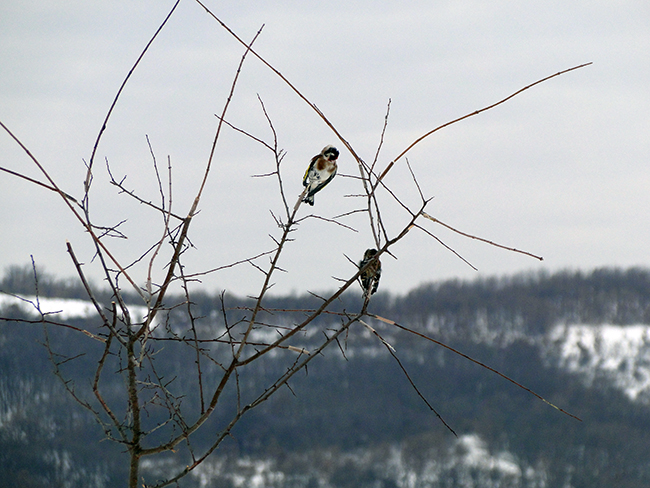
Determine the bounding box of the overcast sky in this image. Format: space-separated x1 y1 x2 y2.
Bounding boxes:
1 1 649 298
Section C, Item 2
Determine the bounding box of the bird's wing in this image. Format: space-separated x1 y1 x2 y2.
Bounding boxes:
302 155 319 186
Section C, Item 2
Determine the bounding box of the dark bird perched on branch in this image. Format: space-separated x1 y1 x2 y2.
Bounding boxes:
302 145 339 206
359 248 381 296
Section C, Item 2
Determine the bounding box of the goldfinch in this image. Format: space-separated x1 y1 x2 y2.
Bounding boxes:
359 248 381 296
302 145 339 206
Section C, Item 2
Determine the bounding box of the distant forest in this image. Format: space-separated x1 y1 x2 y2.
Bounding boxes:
2 266 650 487
4 263 650 325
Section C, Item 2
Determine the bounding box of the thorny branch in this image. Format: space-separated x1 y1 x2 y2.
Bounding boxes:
135 24 265 344
0 2 591 486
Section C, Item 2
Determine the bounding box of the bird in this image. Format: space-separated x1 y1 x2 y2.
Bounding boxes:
359 248 381 296
302 145 339 206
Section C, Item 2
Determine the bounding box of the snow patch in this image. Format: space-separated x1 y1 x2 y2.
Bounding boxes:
0 292 153 327
453 434 521 477
549 323 650 402
163 434 534 488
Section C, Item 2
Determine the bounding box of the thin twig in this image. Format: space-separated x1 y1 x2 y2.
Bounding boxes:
0 166 79 203
136 25 265 340
360 319 457 436
85 0 181 190
0 120 146 301
368 313 582 422
379 63 593 182
422 212 543 261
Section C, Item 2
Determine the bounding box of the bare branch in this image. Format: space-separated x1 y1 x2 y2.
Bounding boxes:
0 120 146 301
378 63 593 182
137 25 265 340
421 212 544 261
360 319 457 436
0 166 79 204
105 157 184 222
368 312 582 422
85 0 181 189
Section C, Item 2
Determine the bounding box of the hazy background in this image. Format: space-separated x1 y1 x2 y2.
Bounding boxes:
1 1 649 297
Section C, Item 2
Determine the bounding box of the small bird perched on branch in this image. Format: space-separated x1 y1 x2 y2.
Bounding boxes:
302 145 339 206
359 248 381 296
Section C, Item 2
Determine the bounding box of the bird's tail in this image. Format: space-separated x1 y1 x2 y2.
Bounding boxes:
302 194 315 206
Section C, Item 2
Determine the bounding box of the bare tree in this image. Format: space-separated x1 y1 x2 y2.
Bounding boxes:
0 2 589 487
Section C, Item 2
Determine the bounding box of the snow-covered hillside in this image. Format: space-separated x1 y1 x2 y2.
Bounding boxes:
142 433 544 488
3 266 650 488
548 323 650 403
4 292 650 406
